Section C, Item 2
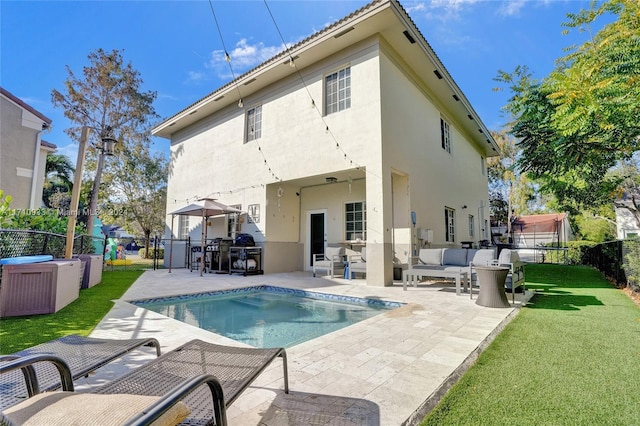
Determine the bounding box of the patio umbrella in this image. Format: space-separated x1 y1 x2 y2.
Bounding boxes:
168 198 242 275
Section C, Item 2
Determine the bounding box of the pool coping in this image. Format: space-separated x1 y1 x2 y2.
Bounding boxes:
129 284 405 310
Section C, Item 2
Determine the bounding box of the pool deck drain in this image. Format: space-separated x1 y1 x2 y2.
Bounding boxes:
78 269 532 425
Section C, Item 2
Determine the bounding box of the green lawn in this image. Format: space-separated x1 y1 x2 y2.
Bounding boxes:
421 264 640 425
0 269 143 354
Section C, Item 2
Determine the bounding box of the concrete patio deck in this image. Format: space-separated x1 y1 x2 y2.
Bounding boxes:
78 268 532 425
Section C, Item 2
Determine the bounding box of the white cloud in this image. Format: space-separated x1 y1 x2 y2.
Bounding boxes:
184 71 206 84
207 38 286 79
403 0 479 22
497 0 526 16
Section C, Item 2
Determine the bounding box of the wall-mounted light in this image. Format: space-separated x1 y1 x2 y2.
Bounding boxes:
462 205 467 209
238 99 243 108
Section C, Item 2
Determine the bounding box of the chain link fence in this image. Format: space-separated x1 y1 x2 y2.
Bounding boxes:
0 229 103 259
582 239 640 294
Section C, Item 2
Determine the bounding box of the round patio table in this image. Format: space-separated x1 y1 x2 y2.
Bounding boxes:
474 266 510 308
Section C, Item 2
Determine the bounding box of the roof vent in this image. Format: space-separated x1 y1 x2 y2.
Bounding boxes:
403 30 416 44
326 177 338 183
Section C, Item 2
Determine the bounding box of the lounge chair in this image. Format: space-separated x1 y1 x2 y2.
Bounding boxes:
312 246 344 278
2 339 289 426
0 334 161 412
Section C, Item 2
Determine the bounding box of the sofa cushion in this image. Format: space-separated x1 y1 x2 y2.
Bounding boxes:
3 392 191 426
418 249 442 265
442 248 468 266
471 249 496 266
498 249 519 265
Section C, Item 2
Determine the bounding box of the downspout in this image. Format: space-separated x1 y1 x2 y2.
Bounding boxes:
29 124 48 209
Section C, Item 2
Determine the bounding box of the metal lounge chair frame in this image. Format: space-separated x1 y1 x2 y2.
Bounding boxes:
0 334 161 411
2 339 288 426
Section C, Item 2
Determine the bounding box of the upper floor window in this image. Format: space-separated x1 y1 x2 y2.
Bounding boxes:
345 201 366 241
441 118 451 153
245 105 262 142
445 207 455 242
325 66 351 115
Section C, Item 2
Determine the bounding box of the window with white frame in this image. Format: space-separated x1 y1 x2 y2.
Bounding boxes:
245 105 262 142
227 204 242 238
178 215 190 239
440 118 451 153
325 66 351 115
345 201 366 241
469 214 475 238
445 207 455 242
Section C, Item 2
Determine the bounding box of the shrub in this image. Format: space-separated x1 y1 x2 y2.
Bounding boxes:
138 247 164 259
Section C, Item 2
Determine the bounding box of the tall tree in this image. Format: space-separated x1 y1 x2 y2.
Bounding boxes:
487 130 536 233
51 48 159 233
496 0 640 216
107 138 168 256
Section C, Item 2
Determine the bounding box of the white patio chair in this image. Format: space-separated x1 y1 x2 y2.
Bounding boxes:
347 247 367 280
312 246 344 278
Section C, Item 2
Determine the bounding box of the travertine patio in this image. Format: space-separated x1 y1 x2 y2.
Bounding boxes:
78 269 531 425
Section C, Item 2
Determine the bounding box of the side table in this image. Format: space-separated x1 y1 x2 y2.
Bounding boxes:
474 266 510 308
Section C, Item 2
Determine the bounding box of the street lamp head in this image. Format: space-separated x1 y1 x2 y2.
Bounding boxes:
100 126 118 156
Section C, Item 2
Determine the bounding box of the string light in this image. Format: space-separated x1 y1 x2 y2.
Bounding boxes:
263 0 363 172
208 0 281 182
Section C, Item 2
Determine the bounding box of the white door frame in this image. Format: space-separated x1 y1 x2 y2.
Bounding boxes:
306 209 328 271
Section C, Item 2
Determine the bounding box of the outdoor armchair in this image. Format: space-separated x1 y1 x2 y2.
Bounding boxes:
312 245 345 277
347 247 367 280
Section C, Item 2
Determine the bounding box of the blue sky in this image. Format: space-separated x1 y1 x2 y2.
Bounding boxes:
2 0 611 164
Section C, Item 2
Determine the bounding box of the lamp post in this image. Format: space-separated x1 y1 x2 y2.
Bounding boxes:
85 126 118 242
64 125 118 259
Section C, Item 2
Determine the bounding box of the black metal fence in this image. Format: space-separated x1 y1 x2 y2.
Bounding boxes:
582 239 640 293
0 229 104 259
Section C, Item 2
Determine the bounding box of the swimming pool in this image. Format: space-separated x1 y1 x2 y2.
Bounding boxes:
131 286 403 348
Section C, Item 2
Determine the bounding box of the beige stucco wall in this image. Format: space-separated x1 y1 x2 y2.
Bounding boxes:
0 95 42 209
164 35 490 285
379 45 490 247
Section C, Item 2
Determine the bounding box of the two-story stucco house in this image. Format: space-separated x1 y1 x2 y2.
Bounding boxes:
0 87 56 209
153 0 499 286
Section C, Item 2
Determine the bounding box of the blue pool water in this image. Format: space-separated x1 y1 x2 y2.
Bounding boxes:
131 286 402 348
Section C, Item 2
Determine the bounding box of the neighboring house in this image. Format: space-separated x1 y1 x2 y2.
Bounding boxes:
508 213 575 248
615 196 640 239
153 0 499 286
0 87 56 209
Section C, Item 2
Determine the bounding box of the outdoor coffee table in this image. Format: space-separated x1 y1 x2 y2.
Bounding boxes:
474 266 510 308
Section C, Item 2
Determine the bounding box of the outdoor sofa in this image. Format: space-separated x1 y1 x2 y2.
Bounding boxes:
1 339 289 426
403 248 475 294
